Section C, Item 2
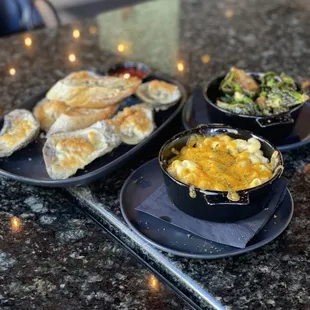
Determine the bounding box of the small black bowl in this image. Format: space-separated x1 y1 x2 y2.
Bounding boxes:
107 61 151 80
204 73 307 143
159 124 284 223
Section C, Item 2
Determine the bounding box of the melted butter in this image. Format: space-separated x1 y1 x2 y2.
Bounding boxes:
0 120 33 148
167 135 273 191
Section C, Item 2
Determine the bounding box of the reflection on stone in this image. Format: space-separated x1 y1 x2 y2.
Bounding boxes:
10 216 22 232
148 274 160 292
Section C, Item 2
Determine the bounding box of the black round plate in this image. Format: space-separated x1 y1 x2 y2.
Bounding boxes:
120 158 294 259
0 75 186 187
182 88 310 152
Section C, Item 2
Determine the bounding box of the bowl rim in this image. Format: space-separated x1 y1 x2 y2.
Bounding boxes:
107 61 151 78
158 124 284 195
203 71 307 120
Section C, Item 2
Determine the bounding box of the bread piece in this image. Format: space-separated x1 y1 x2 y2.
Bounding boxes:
33 98 69 131
43 121 121 179
0 109 40 157
47 103 119 136
110 104 155 145
136 80 181 111
46 71 142 108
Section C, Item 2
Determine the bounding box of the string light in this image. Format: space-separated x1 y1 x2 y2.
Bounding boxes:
89 25 97 34
9 68 16 76
201 54 211 64
177 61 184 72
225 9 234 18
24 37 32 47
68 53 76 62
117 44 125 53
72 29 80 39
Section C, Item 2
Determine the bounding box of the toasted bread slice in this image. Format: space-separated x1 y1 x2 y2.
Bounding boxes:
33 98 69 132
46 71 141 108
46 104 119 136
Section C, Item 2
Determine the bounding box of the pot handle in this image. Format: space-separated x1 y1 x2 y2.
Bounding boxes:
255 113 294 128
203 192 250 206
196 123 231 129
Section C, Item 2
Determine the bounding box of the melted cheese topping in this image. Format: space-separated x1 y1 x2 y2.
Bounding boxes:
113 106 152 136
54 136 95 170
148 80 178 100
0 120 34 148
167 135 274 191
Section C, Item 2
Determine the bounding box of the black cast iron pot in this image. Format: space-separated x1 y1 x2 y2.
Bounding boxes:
159 124 284 223
204 73 307 144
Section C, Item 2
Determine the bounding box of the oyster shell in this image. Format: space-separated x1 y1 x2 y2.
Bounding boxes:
0 109 40 157
136 80 181 111
43 120 121 179
109 104 155 145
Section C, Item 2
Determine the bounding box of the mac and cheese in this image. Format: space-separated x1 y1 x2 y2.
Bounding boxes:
167 134 275 191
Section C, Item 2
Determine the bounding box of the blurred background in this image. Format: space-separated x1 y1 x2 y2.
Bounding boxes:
0 0 148 37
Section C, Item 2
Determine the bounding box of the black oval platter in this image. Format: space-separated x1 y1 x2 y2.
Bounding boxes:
0 74 187 187
182 88 310 152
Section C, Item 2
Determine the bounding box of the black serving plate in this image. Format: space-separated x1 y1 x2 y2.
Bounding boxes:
120 158 294 259
0 74 186 187
182 88 310 152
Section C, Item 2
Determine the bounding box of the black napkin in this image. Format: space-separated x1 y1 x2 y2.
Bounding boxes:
136 178 288 248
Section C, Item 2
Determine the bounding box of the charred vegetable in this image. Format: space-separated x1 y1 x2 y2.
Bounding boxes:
217 67 308 116
220 67 259 98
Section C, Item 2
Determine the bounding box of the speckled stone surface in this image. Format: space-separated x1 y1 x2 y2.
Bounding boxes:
1 0 310 309
0 179 190 310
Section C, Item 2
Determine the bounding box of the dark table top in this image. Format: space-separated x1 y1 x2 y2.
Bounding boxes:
1 0 310 309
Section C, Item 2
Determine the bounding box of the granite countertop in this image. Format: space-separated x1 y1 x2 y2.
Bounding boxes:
1 0 310 309
0 179 190 310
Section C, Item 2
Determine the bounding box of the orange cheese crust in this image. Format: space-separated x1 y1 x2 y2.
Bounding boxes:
167 135 273 191
0 120 34 148
112 105 152 134
52 135 96 173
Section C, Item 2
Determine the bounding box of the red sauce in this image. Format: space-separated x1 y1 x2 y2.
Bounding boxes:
110 67 148 79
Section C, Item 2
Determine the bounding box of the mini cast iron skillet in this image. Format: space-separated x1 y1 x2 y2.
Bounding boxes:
204 73 307 143
159 124 284 223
